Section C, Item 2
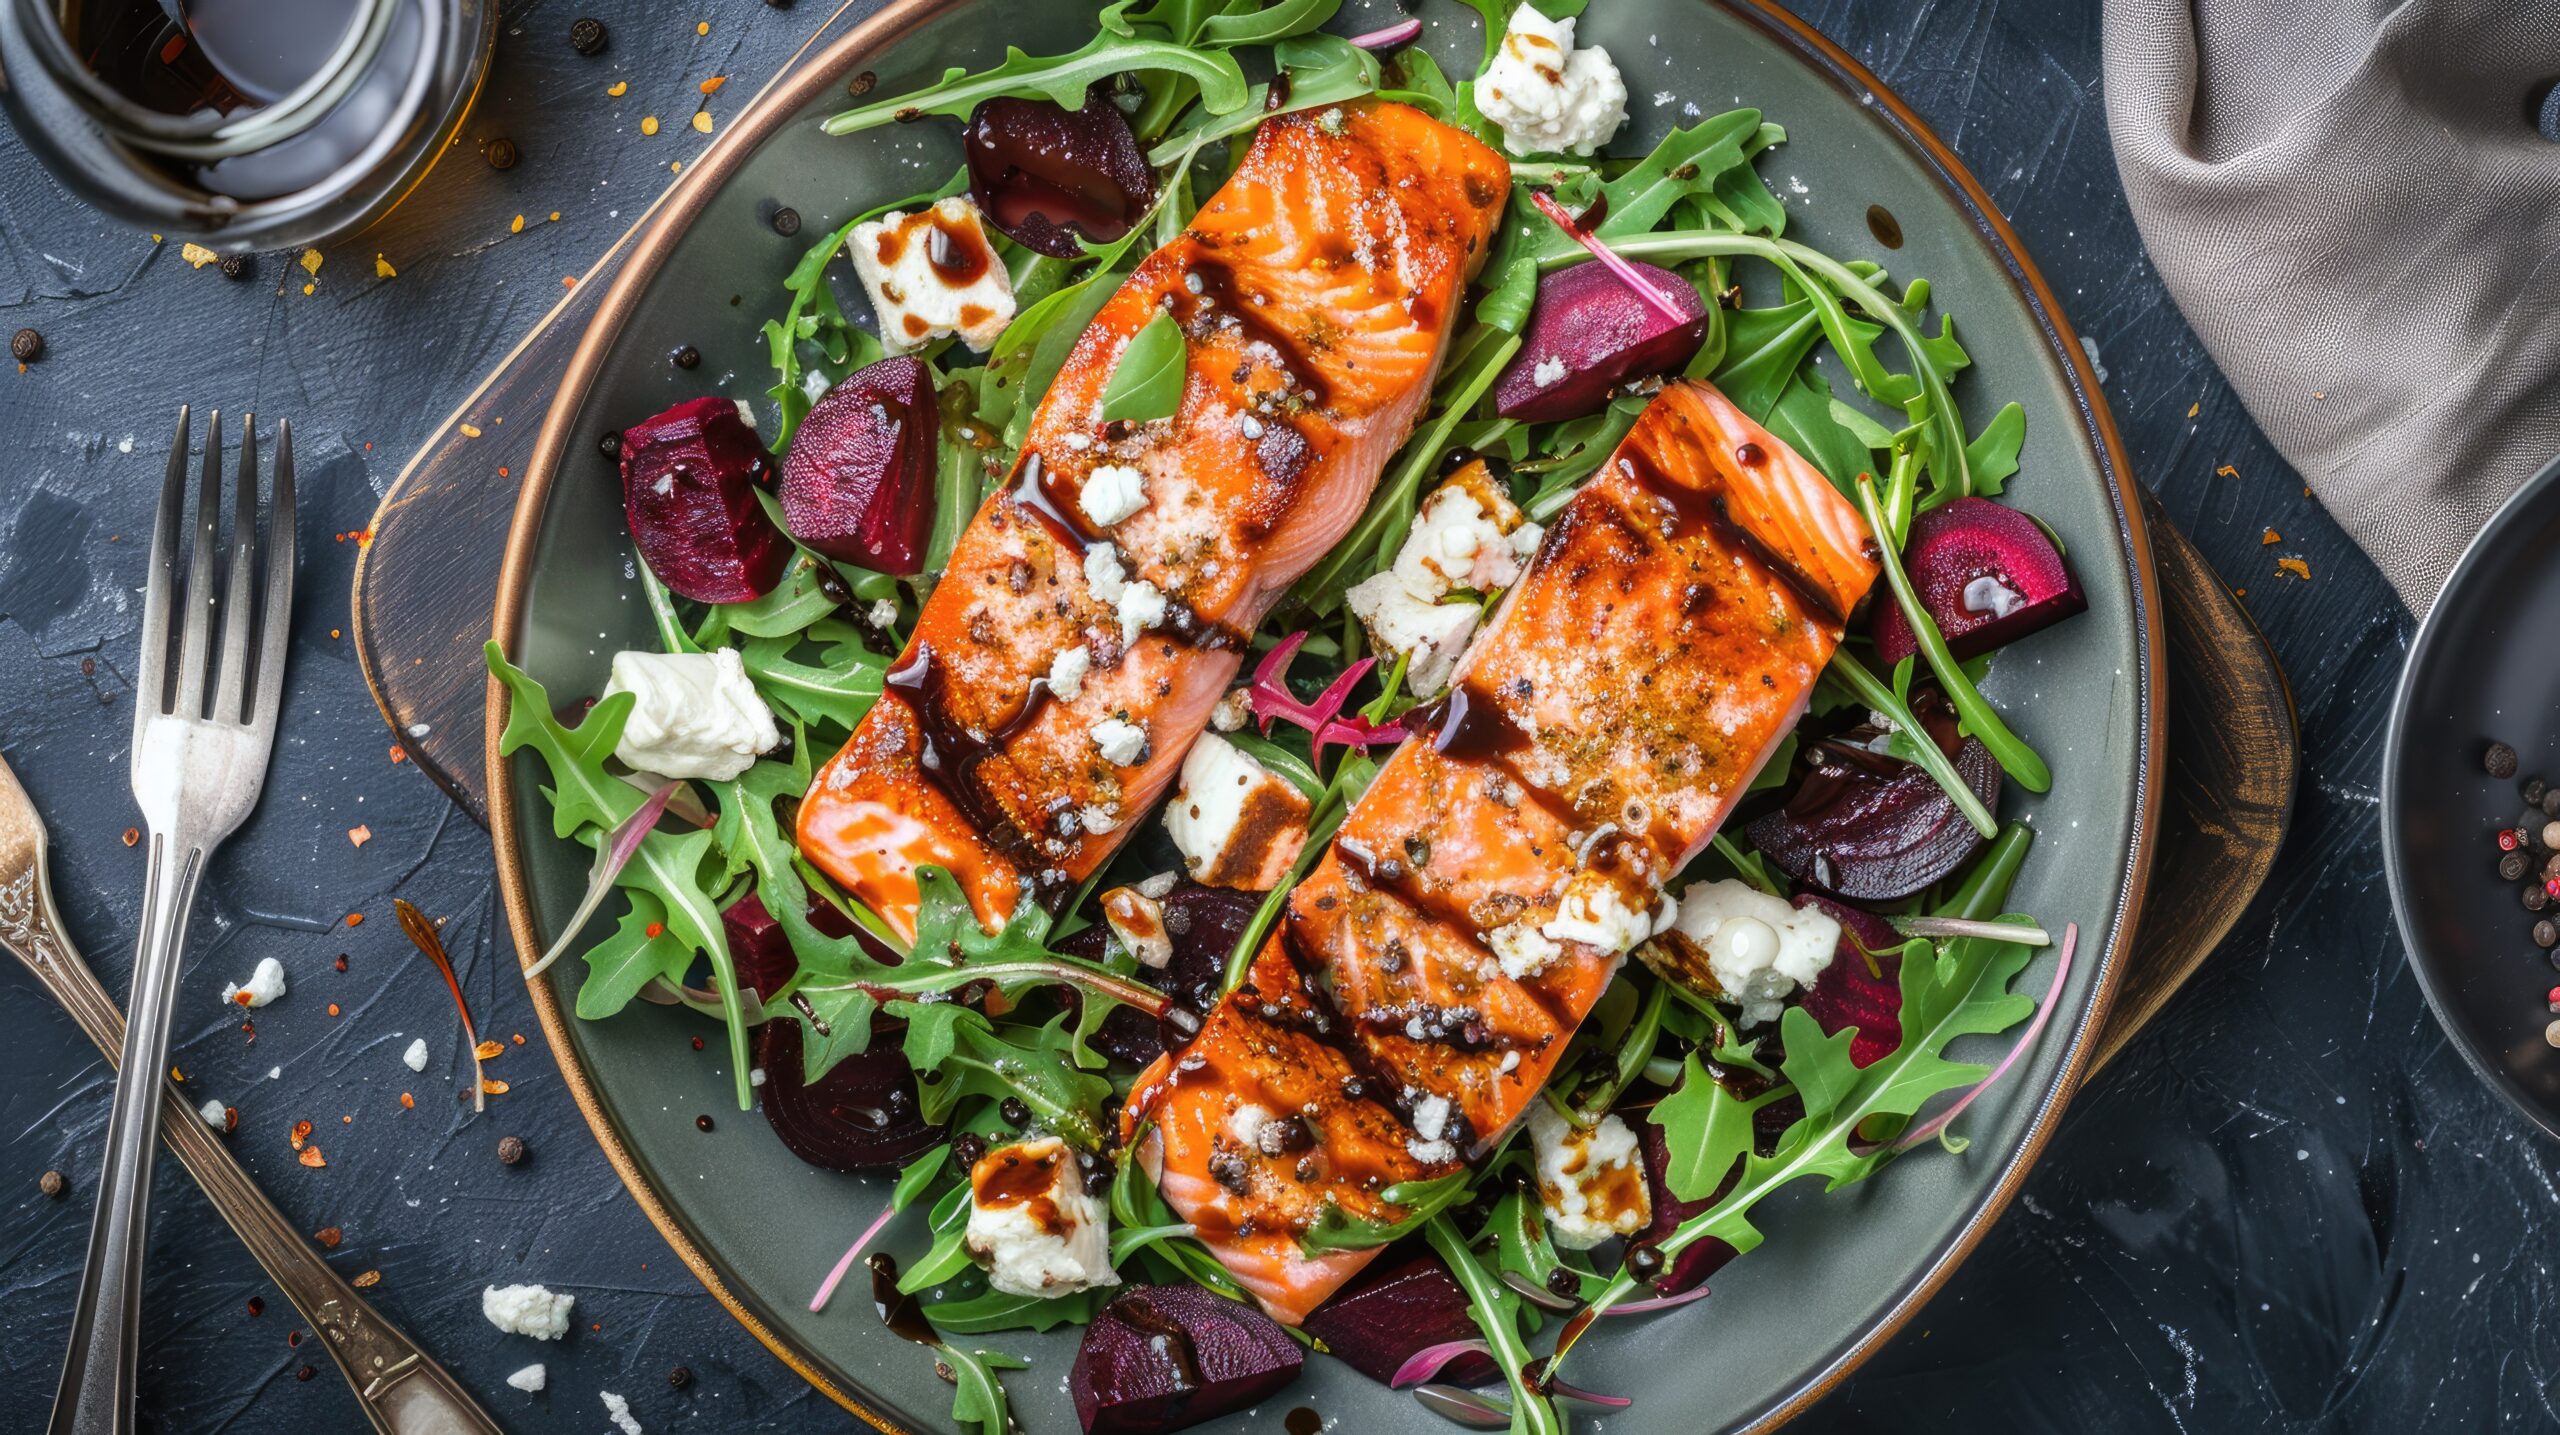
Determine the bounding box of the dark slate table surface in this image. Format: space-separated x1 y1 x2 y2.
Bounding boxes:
0 1 2505 1431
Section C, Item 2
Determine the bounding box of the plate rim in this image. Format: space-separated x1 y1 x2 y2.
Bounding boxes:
2381 450 2560 1144
484 3 2165 1430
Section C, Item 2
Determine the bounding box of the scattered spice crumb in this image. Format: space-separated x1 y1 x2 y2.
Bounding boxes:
608 80 628 97
291 1119 312 1150
640 115 660 136
549 211 561 222
298 1146 327 1169
2275 557 2311 582
302 283 315 296
511 1033 526 1045
349 825 372 847
459 423 482 438
327 1003 341 1018
482 1078 511 1096
40 1170 66 1199
354 1270 381 1289
299 249 323 277
400 1092 415 1109
374 254 396 279
510 214 526 233
700 76 726 94
122 827 139 847
2260 529 2280 545
180 242 220 268
693 111 714 133
346 912 364 927
497 1135 528 1165
2215 464 2239 480
475 1039 504 1061
247 1296 264 1316
389 745 407 763
314 1227 342 1248
2186 402 2199 418
334 954 348 972
697 19 710 34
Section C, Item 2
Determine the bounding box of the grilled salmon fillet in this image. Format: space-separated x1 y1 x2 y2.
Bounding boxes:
797 102 1509 941
1123 379 1882 1323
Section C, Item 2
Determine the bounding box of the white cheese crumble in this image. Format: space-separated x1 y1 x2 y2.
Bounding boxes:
964 1138 1119 1299
482 1283 575 1340
1527 1104 1651 1248
1665 878 1840 1026
1346 575 1482 696
1137 870 1180 900
1532 355 1568 387
1489 921 1565 981
600 646 780 782
868 597 900 628
1227 1102 1273 1149
601 1390 644 1435
848 196 1016 352
505 1364 547 1393
221 957 287 1009
1084 542 1128 604
402 1037 428 1073
1540 875 1660 955
1115 578 1169 643
1346 472 1542 694
1964 574 2026 617
1164 732 1310 888
198 1099 227 1129
1209 687 1252 732
1047 644 1091 703
1079 463 1148 528
1078 803 1120 836
1090 716 1149 766
1103 886 1173 968
1476 4 1628 158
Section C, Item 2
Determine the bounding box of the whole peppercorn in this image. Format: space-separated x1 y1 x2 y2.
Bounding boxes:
1624 1241 1666 1282
771 206 802 237
485 137 519 170
1545 1266 1580 1298
218 253 254 281
2526 884 2549 913
10 328 43 363
496 1135 527 1165
39 1169 66 1199
952 1132 988 1169
2542 823 2560 853
2541 787 2560 818
2530 779 2548 806
2501 851 2530 883
599 429 623 460
568 16 608 54
2536 920 2557 949
694 1114 715 1132
672 344 701 370
2489 742 2521 778
998 1096 1031 1128
668 1366 694 1390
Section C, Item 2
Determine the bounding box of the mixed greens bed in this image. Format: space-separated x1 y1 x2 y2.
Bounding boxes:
489 3 2095 1431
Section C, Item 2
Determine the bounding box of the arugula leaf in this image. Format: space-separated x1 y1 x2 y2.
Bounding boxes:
1424 1215 1563 1435
1201 0 1341 47
1110 1124 1250 1300
823 38 1249 136
572 891 693 1020
1098 310 1188 425
891 1001 1115 1151
1299 1166 1475 1255
1647 1051 1773 1202
739 624 886 732
938 1342 1030 1435
704 559 842 642
1961 401 2026 497
923 1281 1105 1334
1766 369 1884 493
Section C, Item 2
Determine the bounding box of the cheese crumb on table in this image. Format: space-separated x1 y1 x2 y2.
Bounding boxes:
599 646 779 782
481 1283 575 1340
504 1364 546 1393
1476 3 1629 157
197 1099 226 1129
402 1037 429 1073
221 957 287 1008
601 1390 644 1435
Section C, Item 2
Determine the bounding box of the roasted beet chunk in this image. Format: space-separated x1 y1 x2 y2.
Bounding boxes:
619 396 788 602
966 93 1156 258
755 1016 941 1172
1790 892 1905 1068
1072 1284 1303 1434
780 354 938 574
1302 1254 1498 1388
1870 497 2087 666
1059 883 1263 1067
1493 260 1711 423
1745 691 1999 902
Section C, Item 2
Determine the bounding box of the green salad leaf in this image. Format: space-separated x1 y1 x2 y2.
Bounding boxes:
891 1001 1115 1152
1098 310 1189 425
822 36 1249 136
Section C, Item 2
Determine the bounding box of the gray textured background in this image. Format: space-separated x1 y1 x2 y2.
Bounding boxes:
0 2 2518 1431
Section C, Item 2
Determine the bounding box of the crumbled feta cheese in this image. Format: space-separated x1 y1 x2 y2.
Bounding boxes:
1644 878 1840 1026
964 1138 1119 1298
505 1364 547 1393
1137 870 1180 900
1527 1104 1651 1248
1532 355 1568 388
1210 687 1252 732
1347 468 1541 694
1408 1134 1459 1165
402 1037 428 1073
1541 875 1659 955
1084 542 1128 605
1103 885 1174 968
868 597 900 629
1476 4 1628 158
601 1390 644 1435
750 1067 768 1088
1090 716 1149 766
733 398 758 430
1079 803 1120 836
1164 732 1312 889
1115 578 1169 643
848 196 1016 352
1346 572 1481 695
1964 574 2026 618
1047 644 1092 703
1227 1103 1273 1149
482 1283 575 1340
1079 463 1148 527
600 646 780 782
1410 1089 1453 1143
198 1099 227 1128
221 957 287 1009
1489 921 1565 981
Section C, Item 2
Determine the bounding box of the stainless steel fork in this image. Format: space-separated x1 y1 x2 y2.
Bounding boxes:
51 408 296 1435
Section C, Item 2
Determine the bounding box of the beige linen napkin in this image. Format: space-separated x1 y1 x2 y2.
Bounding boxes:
2103 0 2560 611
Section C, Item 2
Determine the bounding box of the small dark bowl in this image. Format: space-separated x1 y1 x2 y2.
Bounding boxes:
2384 451 2560 1140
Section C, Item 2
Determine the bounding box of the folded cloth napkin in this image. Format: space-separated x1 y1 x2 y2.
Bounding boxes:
2103 0 2560 612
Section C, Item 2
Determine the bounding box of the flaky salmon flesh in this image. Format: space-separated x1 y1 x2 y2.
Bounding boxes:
797 101 1509 942
1124 379 1883 1324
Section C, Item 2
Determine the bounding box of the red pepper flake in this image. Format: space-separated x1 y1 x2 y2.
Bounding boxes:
2545 876 2560 900
121 827 139 847
290 1119 312 1150
388 745 407 764
246 1296 264 1316
222 1105 239 1134
334 955 349 972
348 825 372 847
644 921 665 939
481 1078 511 1096
2216 464 2240 479
399 1092 415 1109
511 1033 526 1046
691 1036 704 1051
313 1226 342 1248
345 912 364 927
474 1039 504 1061
231 989 256 1008
327 1003 341 1017
296 1365 315 1382
2260 529 2280 546
241 1019 256 1043
341 1114 352 1124
497 466 510 478
2274 557 2311 582
2503 829 2522 852
353 1270 381 1289
700 75 727 93
287 1329 303 1347
298 1146 327 1168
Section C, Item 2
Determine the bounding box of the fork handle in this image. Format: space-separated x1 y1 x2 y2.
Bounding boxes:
32 835 502 1435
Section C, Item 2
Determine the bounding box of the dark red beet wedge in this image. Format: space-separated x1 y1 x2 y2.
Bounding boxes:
1302 1254 1499 1388
1744 694 1999 902
1870 497 2087 666
722 891 797 1003
1637 1119 1738 1295
1072 1284 1303 1434
780 354 938 574
755 1016 940 1172
1493 260 1711 423
1058 884 1262 1068
966 93 1155 259
620 396 788 602
1792 893 1904 1068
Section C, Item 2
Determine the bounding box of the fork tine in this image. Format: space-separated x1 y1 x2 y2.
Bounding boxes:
131 406 189 753
212 415 258 725
172 410 224 721
247 419 296 737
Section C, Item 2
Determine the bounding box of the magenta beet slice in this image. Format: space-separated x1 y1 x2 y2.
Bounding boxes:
1057 884 1262 1068
755 1014 941 1172
620 396 788 602
966 93 1156 259
1302 1254 1499 1388
1072 1284 1303 1434
1870 497 2087 666
1493 261 1711 423
1744 695 2000 902
1637 1118 1738 1294
779 354 938 574
722 891 797 1002
1792 893 1904 1068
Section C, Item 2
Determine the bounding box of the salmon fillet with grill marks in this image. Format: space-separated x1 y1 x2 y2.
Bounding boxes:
1123 379 1882 1324
796 101 1509 941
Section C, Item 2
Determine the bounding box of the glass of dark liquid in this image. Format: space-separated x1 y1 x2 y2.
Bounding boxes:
0 0 494 250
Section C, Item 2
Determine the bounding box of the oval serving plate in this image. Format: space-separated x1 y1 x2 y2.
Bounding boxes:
489 2 2162 1430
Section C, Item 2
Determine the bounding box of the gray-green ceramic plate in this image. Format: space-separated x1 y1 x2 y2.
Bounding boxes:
489 2 2162 1430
